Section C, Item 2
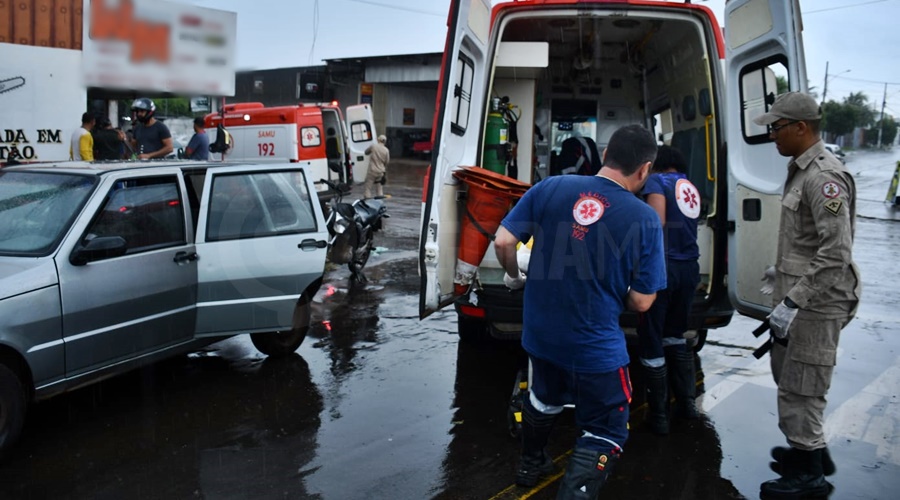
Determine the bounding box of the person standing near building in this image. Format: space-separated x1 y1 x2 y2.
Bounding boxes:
364 134 389 199
70 112 95 161
494 124 666 498
754 91 861 498
92 117 125 161
130 98 173 160
185 117 210 160
636 145 702 435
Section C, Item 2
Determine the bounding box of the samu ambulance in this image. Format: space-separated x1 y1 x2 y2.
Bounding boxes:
204 102 378 199
419 0 808 348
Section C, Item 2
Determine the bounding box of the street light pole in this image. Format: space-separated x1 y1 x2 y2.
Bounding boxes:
877 82 887 149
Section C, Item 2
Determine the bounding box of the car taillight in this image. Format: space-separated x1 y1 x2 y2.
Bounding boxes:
459 305 486 318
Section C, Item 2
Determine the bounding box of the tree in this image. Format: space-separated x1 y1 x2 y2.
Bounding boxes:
822 100 857 137
844 92 875 127
864 115 898 147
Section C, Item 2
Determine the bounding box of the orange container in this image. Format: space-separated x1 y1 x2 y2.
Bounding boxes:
452 167 530 295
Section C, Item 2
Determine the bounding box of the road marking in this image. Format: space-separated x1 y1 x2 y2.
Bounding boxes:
825 356 900 466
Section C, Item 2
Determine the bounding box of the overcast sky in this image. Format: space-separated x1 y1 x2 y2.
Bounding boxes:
184 0 900 116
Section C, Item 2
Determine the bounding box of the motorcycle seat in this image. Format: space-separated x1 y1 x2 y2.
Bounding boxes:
356 199 386 225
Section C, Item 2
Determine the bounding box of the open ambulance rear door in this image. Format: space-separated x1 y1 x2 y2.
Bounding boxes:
418 0 492 318
724 0 807 320
345 104 377 185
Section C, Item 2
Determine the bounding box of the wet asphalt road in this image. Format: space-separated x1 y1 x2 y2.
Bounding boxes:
1 151 899 499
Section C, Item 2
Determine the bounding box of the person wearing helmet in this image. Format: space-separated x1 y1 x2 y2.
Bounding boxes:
130 98 173 160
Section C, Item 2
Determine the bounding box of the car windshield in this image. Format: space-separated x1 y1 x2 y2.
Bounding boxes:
0 171 97 256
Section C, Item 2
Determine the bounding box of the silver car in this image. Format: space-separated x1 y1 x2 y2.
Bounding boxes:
0 160 328 455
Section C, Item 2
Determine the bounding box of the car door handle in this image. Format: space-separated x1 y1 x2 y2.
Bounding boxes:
356 155 364 161
299 239 327 251
173 251 199 263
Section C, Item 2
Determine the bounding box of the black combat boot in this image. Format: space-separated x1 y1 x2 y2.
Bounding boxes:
667 349 698 419
760 448 831 499
770 446 836 476
556 447 619 500
515 398 557 487
643 364 669 435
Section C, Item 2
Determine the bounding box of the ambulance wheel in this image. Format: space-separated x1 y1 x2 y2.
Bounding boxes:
457 315 489 343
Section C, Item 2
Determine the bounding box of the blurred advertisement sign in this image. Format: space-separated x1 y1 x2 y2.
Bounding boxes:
190 96 210 112
81 0 236 96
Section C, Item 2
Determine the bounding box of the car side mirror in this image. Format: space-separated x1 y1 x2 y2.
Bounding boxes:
70 236 128 266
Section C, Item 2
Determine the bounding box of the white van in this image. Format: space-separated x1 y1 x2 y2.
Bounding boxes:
418 0 807 347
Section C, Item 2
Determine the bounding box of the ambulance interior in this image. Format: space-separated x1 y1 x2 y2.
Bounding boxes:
475 9 722 294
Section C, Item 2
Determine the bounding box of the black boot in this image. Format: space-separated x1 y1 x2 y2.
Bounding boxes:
516 397 557 487
556 447 619 500
760 448 831 499
667 349 698 419
770 446 836 476
643 364 669 435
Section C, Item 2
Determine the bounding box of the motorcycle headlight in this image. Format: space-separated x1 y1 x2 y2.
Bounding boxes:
334 217 351 234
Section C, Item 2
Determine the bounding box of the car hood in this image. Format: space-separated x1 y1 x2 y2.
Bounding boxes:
0 257 59 301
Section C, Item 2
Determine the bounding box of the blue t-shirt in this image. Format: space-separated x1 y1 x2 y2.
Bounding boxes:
641 172 700 261
186 131 210 160
501 175 666 373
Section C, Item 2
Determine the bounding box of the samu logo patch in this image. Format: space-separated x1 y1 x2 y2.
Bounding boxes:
573 195 605 226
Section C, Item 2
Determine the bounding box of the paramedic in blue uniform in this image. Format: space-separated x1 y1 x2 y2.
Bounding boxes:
637 145 702 435
754 92 861 499
494 124 666 498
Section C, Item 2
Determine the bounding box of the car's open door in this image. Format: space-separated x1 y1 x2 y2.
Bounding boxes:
194 164 328 336
418 0 492 318
724 0 807 320
345 103 377 185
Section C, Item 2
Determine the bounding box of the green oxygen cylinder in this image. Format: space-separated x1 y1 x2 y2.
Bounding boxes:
482 97 508 174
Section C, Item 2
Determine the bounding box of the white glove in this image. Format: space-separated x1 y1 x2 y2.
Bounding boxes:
769 300 799 339
760 266 776 295
504 271 526 290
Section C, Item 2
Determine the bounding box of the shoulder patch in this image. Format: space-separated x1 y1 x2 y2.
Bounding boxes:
822 182 841 199
675 178 702 219
824 199 843 216
573 195 605 225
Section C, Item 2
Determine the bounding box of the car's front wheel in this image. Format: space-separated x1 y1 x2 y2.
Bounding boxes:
251 298 312 358
0 362 27 458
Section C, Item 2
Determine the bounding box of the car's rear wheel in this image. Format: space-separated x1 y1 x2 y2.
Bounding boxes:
251 299 311 358
0 363 27 458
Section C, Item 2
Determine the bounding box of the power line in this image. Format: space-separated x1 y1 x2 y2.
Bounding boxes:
831 75 900 86
342 0 444 17
805 0 893 15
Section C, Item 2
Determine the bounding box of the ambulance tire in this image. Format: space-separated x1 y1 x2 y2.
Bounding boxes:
0 362 27 459
251 298 311 357
457 315 490 343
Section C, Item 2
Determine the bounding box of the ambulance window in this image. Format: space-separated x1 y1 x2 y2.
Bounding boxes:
350 121 372 142
739 57 789 144
451 54 475 135
301 126 321 147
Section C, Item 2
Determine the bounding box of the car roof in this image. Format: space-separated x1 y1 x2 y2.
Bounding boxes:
1 159 256 176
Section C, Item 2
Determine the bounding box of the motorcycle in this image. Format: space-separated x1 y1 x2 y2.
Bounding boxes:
320 179 389 283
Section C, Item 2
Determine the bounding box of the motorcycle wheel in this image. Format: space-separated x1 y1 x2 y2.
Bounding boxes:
349 233 374 277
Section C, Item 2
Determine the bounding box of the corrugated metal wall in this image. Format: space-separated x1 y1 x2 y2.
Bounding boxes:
0 0 83 50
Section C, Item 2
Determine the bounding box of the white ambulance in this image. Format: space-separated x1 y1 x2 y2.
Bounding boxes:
419 0 807 347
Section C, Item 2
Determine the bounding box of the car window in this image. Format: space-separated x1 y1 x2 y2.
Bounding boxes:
206 170 316 242
84 176 186 253
0 171 96 256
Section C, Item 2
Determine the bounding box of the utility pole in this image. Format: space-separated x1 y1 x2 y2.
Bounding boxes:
821 61 830 106
877 82 887 149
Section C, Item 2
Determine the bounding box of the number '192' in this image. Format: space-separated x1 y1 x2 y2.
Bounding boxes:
258 143 275 156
